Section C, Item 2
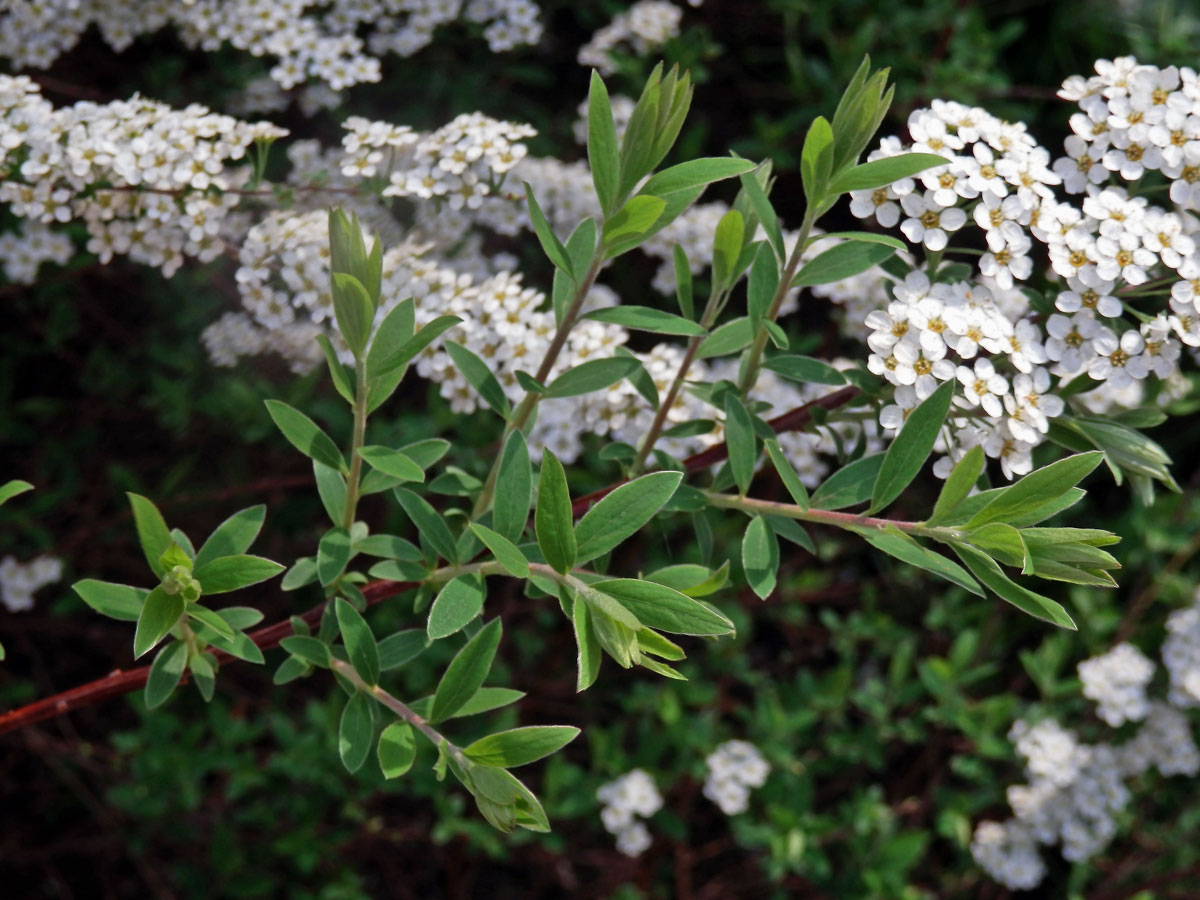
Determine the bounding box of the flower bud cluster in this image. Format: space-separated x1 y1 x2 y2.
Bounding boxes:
596 768 663 857
0 554 63 613
702 739 770 815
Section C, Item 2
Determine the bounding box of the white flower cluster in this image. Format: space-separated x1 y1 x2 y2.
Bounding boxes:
1078 641 1155 726
0 1 542 90
0 74 286 278
702 739 770 815
341 112 534 210
1164 596 1200 707
0 220 72 284
0 554 63 613
596 768 662 857
227 75 345 118
857 59 1200 480
973 604 1200 890
577 1 685 76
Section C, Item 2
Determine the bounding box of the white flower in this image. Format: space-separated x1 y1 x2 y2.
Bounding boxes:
1078 643 1155 727
956 358 1008 417
1005 368 1063 442
899 191 967 251
1055 272 1122 318
1088 329 1151 388
1045 311 1104 374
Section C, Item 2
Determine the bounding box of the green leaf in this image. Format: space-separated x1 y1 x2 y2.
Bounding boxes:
358 446 425 482
712 209 744 291
553 218 599 323
127 493 172 578
74 579 145 621
493 430 532 544
763 355 848 386
590 579 734 635
400 438 452 470
673 245 694 320
544 357 641 399
535 452 576 574
280 635 332 668
330 271 375 359
317 527 352 586
828 153 949 194
336 596 380 685
464 726 581 768
927 445 985 527
394 489 459 563
852 526 983 596
640 157 757 198
697 316 754 359
445 341 512 418
469 523 530 577
953 543 1077 630
747 242 779 325
966 452 1105 528
738 168 784 262
215 606 263 630
273 655 310 685
133 586 185 659
0 479 34 506
339 692 373 773
801 115 834 204
574 471 683 563
766 515 815 553
793 241 895 287
316 334 355 403
572 599 602 691
193 555 283 594
430 617 502 723
764 439 810 510
428 577 485 640
615 346 659 410
723 394 757 495
313 460 347 524
602 194 667 249
409 686 526 720
365 299 415 381
582 305 707 336
378 629 428 670
368 315 462 397
378 722 417 779
587 70 621 217
281 557 318 591
144 641 187 709
523 182 574 277
189 651 216 702
195 505 266 570
815 230 908 250
870 379 954 513
742 515 778 599
263 400 346 473
646 562 730 598
811 452 885 510
186 604 235 639
966 523 1030 569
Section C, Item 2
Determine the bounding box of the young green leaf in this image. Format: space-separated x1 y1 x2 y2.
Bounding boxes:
851 526 983 596
800 115 834 204
673 244 694 320
469 523 530 577
953 543 1077 630
339 692 373 773
926 445 985 526
133 586 185 659
553 218 599 323
316 333 355 404
430 617 502 723
640 158 757 197
723 394 757 496
747 242 779 325
358 446 426 482
186 604 235 639
394 489 459 563
127 493 172 578
336 595 380 685
966 452 1105 528
0 479 33 507
737 169 784 262
74 580 146 621
280 635 332 668
572 599 602 691
144 641 187 709
587 70 621 217
444 340 512 418
189 651 216 702
493 430 532 544
523 182 574 277
428 576 485 640
365 299 415 380
602 195 667 248
811 452 886 510
827 152 949 194
793 241 895 287
590 578 734 635
409 686 526 720
582 305 707 336
763 355 847 386
574 471 682 563
317 527 352 586
870 379 955 513
195 505 266 570
464 726 581 768
544 357 641 398
711 209 744 292
764 438 810 511
193 555 283 594
535 452 576 574
697 316 754 358
367 315 462 398
263 400 347 473
330 271 375 360
378 722 417 779
742 515 778 599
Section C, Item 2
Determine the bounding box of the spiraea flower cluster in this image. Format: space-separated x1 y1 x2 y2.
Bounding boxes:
972 595 1200 889
702 740 770 815
856 58 1200 480
0 1 542 91
0 554 63 613
596 768 663 857
0 74 286 278
577 1 686 76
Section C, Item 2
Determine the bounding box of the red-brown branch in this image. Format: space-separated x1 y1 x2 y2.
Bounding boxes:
0 385 862 735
